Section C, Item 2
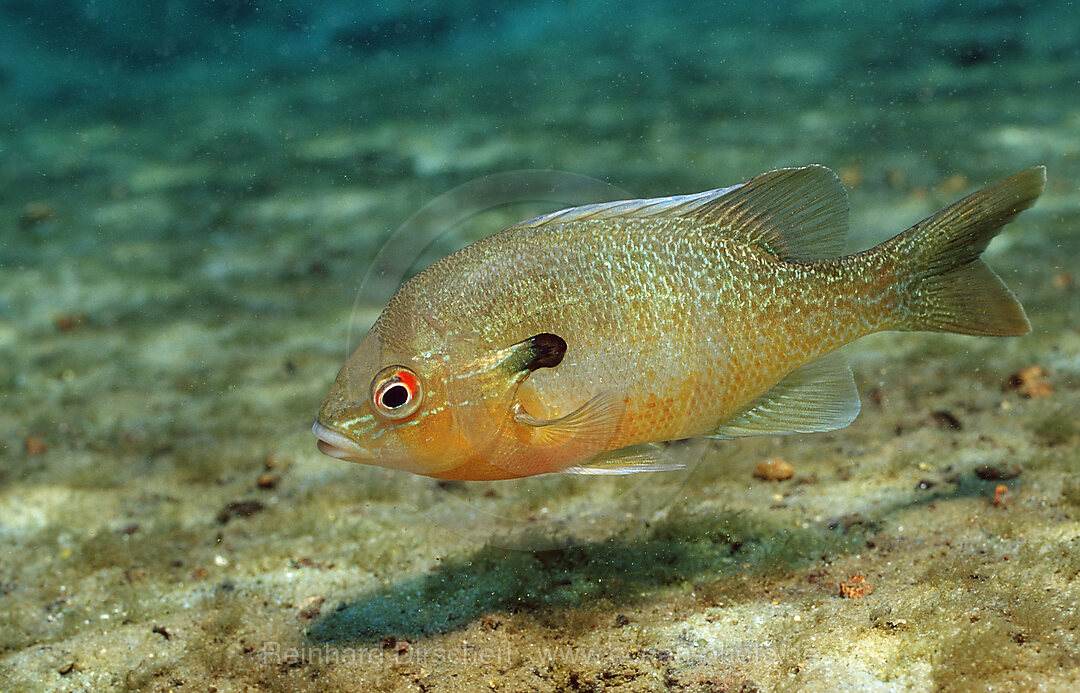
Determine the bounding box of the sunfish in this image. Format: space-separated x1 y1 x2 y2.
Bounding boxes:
313 165 1045 480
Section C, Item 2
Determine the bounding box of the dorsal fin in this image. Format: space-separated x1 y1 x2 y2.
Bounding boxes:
687 165 849 260
506 183 747 231
507 165 849 261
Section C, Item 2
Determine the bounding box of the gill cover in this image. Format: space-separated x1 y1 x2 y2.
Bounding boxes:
447 332 625 477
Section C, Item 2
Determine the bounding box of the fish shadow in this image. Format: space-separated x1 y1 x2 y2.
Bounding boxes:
307 474 1005 646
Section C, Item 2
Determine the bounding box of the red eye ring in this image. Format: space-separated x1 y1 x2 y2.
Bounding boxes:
371 366 423 420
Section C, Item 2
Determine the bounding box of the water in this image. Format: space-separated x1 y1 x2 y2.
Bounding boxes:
1 2 1077 691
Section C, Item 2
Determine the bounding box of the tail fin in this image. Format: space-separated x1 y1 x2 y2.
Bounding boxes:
889 167 1045 336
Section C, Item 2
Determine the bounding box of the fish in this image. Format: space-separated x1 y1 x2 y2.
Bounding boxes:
313 165 1045 480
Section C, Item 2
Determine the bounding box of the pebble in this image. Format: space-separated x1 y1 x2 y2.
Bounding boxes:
754 458 794 482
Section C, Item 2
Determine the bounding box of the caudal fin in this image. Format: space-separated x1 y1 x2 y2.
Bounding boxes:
889 167 1045 336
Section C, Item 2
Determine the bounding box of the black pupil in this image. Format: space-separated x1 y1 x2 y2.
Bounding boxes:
381 383 410 409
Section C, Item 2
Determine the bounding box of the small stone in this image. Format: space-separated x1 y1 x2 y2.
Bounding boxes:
1050 272 1073 290
754 458 794 482
1002 365 1052 399
931 410 962 430
24 436 47 456
992 484 1011 508
296 595 325 620
217 500 265 523
20 201 56 228
974 464 1021 481
54 313 86 332
937 173 969 194
839 164 863 188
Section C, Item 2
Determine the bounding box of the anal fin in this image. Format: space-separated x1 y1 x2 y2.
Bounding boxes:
711 351 860 439
563 442 686 475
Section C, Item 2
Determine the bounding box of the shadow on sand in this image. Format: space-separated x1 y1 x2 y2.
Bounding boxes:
307 474 1006 645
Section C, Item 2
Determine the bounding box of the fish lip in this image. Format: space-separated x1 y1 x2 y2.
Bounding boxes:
312 421 372 461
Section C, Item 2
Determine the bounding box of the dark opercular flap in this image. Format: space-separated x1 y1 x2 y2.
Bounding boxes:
520 333 566 371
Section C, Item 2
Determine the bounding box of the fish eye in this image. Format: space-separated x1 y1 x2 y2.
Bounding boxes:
371 366 423 420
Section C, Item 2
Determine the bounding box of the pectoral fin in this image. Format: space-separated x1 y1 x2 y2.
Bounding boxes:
514 390 624 451
711 351 860 438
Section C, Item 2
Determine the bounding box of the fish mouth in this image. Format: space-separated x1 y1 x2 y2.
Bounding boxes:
312 421 372 461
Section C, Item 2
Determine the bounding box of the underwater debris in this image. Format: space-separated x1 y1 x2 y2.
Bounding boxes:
839 574 874 599
992 484 1011 507
53 313 87 332
256 454 288 489
974 464 1022 481
838 163 863 188
1002 365 1052 398
24 435 47 456
380 636 409 654
217 500 265 523
937 173 969 194
1051 272 1074 290
296 595 325 621
19 201 56 229
288 557 335 570
931 410 963 430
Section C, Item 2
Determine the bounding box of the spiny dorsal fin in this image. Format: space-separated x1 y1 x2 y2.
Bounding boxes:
506 183 747 231
711 351 860 439
507 165 849 261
